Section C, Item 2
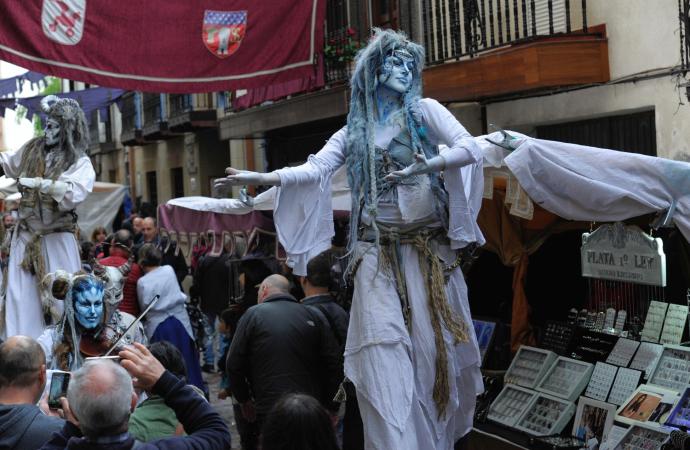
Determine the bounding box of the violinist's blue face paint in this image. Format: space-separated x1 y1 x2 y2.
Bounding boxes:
73 280 104 330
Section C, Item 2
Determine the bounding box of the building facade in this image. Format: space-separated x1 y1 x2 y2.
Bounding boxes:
90 0 690 206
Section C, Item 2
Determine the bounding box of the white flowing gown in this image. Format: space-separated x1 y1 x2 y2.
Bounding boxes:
0 150 94 339
273 98 485 450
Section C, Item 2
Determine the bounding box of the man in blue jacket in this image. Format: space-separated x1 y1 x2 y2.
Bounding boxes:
40 343 231 449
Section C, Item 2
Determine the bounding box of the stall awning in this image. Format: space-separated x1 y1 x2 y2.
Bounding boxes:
0 0 325 93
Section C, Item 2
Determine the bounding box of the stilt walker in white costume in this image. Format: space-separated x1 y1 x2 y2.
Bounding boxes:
215 29 485 450
0 95 95 339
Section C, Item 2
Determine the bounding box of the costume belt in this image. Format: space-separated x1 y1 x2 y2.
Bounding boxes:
15 219 77 308
357 223 469 419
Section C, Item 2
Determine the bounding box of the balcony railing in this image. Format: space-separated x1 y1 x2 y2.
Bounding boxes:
120 92 142 144
120 92 139 133
169 94 192 117
142 93 164 129
324 0 351 85
422 0 589 65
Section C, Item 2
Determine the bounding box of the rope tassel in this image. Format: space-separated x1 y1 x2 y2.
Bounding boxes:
414 234 469 419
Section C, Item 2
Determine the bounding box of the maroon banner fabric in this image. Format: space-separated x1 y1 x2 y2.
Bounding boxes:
0 0 325 93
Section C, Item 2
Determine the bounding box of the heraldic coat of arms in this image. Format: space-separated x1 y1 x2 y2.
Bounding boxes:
202 10 247 59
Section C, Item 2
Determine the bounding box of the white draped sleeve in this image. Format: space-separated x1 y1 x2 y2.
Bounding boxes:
0 148 22 178
56 156 96 210
273 127 347 275
419 98 485 249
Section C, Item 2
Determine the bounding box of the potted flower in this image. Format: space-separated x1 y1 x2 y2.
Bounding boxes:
324 27 361 72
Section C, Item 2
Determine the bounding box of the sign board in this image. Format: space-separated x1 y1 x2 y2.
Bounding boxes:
581 223 666 287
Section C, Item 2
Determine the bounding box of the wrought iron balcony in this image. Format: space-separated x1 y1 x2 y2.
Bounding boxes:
120 91 143 145
142 93 168 139
422 0 590 64
422 0 609 102
168 93 218 132
324 0 352 85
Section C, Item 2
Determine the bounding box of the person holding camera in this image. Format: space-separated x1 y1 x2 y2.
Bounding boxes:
0 336 64 449
39 343 231 450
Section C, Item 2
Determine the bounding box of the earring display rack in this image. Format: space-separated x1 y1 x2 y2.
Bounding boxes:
504 346 557 389
614 424 669 450
536 356 594 402
541 321 575 355
513 393 575 437
487 384 539 428
629 342 665 380
607 367 643 406
640 301 669 343
584 362 618 402
659 304 688 345
649 345 690 391
605 337 640 367
665 387 690 429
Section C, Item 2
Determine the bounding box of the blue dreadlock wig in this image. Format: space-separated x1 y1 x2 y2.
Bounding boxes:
344 29 449 264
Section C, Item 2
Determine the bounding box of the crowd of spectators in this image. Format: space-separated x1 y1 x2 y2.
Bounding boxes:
0 202 359 450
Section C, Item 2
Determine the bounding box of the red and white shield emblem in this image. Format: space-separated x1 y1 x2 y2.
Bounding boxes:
202 10 247 59
42 0 86 45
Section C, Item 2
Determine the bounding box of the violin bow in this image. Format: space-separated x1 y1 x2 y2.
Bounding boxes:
104 294 161 356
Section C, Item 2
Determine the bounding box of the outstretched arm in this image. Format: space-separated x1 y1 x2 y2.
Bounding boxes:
213 168 281 195
213 127 347 196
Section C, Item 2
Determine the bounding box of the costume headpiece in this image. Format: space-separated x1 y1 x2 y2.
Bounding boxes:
344 29 448 267
42 270 110 370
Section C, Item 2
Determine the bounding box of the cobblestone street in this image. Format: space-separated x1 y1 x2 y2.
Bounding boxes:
204 371 241 449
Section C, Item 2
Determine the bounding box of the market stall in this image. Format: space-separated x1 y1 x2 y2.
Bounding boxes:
469 132 690 449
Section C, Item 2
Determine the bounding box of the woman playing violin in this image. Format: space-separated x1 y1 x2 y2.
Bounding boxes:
37 271 146 371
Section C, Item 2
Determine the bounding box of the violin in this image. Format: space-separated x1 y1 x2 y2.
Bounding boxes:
78 294 161 357
79 324 122 357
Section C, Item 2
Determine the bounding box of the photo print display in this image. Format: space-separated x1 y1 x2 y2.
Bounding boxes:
572 397 616 450
616 384 680 427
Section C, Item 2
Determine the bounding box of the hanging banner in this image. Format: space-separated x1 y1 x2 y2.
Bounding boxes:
0 71 45 98
0 0 325 93
581 222 667 287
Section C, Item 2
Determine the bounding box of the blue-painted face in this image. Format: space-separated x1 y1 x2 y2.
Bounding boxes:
73 280 105 330
378 51 414 94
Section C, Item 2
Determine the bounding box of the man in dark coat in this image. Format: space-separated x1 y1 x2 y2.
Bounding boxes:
227 274 343 434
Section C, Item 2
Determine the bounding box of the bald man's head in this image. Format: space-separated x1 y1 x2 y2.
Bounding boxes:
0 336 46 390
258 274 290 303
